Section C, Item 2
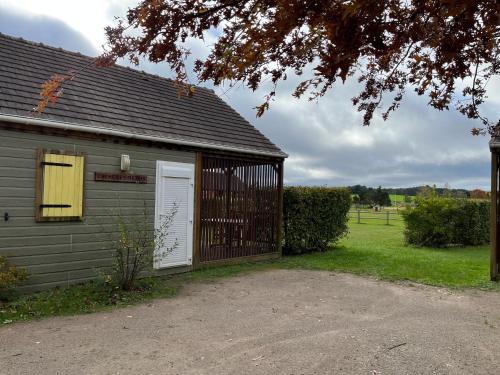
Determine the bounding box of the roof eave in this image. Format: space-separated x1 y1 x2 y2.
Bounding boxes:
0 113 288 158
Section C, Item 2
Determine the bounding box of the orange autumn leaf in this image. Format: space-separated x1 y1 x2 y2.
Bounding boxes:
34 73 73 114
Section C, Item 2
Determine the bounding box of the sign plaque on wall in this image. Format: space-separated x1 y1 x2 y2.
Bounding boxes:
94 172 148 184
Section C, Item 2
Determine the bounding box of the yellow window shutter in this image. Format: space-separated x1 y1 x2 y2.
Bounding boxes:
38 152 85 220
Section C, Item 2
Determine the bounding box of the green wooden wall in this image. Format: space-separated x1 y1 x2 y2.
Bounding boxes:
0 125 196 292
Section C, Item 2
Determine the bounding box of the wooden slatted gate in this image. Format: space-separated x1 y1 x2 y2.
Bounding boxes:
199 154 283 262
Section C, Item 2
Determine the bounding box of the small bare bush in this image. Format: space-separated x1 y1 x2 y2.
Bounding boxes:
0 256 28 299
111 204 178 291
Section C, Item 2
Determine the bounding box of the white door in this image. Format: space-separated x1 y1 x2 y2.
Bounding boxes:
154 160 195 269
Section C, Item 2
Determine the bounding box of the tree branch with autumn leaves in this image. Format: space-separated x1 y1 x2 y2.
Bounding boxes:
36 0 500 135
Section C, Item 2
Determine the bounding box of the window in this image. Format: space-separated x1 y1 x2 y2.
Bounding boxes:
35 150 85 221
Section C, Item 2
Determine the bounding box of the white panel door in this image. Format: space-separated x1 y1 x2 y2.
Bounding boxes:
154 161 195 269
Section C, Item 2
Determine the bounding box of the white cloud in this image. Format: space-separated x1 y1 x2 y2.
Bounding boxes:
0 0 124 48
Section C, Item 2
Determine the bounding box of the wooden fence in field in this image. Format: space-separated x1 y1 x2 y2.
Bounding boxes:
348 210 404 225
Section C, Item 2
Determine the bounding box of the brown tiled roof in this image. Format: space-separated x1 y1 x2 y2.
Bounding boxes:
0 33 286 158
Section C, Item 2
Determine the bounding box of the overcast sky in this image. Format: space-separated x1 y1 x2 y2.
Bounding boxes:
0 0 496 189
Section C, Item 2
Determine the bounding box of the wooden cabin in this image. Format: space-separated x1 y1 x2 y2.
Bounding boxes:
0 34 286 291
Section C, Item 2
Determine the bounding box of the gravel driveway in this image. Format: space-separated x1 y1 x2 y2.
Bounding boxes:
1 269 500 375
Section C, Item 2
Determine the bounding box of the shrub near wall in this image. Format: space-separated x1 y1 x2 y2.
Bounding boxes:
283 187 351 254
0 256 27 300
402 196 489 247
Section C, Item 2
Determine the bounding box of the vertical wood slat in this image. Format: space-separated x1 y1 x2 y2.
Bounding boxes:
220 157 225 259
216 157 220 259
497 153 500 279
199 154 281 262
253 162 257 256
214 156 219 259
268 163 273 251
261 163 266 253
273 163 278 252
226 158 232 259
204 156 209 261
267 163 272 252
224 157 229 259
212 156 217 261
193 152 203 267
276 161 284 255
491 151 499 280
203 156 208 261
244 163 248 256
200 156 205 261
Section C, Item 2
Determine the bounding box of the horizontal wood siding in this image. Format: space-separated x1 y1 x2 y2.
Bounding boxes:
0 125 196 292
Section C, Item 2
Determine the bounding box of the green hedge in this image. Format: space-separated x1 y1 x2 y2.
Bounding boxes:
283 186 351 254
402 196 489 247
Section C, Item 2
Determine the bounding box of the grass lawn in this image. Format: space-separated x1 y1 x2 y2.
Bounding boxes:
279 220 496 290
1 218 496 324
389 193 415 204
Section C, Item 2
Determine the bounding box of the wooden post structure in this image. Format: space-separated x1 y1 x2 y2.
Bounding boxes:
198 154 283 264
192 152 203 268
276 161 284 255
490 140 499 280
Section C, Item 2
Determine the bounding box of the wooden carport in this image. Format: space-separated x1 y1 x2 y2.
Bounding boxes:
193 153 284 266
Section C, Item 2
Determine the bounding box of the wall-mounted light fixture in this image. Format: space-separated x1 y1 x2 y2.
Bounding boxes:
120 154 131 172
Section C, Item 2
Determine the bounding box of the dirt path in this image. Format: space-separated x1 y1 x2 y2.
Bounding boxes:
1 270 500 375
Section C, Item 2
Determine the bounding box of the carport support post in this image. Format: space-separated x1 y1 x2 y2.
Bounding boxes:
490 141 499 281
